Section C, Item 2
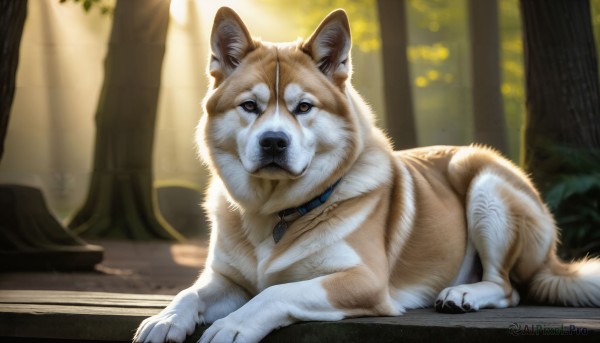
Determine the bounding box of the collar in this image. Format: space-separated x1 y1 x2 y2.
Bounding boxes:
272 179 341 243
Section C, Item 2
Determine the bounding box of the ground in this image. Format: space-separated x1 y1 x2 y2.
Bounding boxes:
0 238 208 295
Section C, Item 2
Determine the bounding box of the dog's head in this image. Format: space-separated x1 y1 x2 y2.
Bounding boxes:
198 7 365 211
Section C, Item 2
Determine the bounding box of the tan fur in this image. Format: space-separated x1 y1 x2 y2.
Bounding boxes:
323 188 391 313
387 149 466 291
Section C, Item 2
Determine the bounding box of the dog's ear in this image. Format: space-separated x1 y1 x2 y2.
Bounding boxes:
302 9 352 85
209 7 255 82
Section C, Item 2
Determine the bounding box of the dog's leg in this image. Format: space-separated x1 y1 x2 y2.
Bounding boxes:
199 269 391 343
436 171 520 313
134 270 250 343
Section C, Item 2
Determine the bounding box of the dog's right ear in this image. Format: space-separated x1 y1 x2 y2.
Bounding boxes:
209 7 255 83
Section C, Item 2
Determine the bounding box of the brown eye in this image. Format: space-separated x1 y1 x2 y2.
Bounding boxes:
240 100 258 114
294 102 313 115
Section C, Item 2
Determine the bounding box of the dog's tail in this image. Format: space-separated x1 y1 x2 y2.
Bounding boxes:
528 254 600 307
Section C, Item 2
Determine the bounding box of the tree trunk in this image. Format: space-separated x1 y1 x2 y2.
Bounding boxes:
520 0 600 259
68 0 184 240
0 1 27 161
0 1 102 270
376 0 417 149
468 0 508 155
520 0 600 190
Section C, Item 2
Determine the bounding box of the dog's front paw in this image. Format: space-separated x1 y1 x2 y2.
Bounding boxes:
134 311 198 343
134 290 201 343
199 316 266 343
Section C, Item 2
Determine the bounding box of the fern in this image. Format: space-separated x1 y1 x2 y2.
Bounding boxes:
542 148 600 259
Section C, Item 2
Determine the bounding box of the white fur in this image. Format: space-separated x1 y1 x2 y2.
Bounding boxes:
199 277 345 343
134 271 250 343
468 172 513 280
275 60 280 110
391 285 437 311
530 259 600 307
436 171 519 312
437 281 520 312
262 241 362 289
450 240 479 286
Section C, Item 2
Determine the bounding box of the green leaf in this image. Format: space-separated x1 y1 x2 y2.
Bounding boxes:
545 174 600 209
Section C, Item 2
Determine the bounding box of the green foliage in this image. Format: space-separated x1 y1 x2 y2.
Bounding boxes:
499 0 525 160
543 147 600 259
59 0 113 15
406 0 464 93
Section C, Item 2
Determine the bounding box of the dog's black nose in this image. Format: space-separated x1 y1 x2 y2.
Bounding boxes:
259 131 290 154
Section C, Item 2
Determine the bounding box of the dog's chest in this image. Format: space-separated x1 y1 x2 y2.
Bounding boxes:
241 215 362 292
253 241 360 291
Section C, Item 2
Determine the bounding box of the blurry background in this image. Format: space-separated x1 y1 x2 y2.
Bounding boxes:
0 0 599 257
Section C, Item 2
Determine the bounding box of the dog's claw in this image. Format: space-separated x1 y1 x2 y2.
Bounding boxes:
436 300 468 314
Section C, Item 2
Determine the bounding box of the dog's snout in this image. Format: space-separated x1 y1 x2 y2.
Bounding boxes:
259 131 290 153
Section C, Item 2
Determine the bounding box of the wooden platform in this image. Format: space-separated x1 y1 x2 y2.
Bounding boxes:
1 290 599 342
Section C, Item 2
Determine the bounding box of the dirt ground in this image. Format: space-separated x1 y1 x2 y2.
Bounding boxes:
0 238 209 295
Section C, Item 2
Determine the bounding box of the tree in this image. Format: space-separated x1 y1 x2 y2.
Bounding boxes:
68 0 184 240
377 0 417 149
0 0 102 270
0 2 27 158
520 0 600 187
468 0 508 155
520 0 600 257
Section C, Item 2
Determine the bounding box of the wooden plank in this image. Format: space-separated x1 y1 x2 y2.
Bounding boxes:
0 310 150 341
0 291 166 341
0 290 599 342
0 304 160 316
0 290 172 308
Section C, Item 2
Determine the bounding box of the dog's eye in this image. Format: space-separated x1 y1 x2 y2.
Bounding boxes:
294 102 313 115
240 101 259 114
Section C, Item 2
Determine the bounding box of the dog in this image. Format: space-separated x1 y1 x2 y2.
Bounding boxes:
134 7 600 343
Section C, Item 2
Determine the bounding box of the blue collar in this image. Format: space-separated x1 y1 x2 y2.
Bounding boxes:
273 179 341 243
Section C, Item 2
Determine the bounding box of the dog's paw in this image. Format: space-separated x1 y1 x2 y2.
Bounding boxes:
134 311 198 343
435 286 478 314
198 316 266 343
435 281 519 313
134 290 201 343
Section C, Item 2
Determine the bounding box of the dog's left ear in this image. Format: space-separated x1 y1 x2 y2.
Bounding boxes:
302 9 352 86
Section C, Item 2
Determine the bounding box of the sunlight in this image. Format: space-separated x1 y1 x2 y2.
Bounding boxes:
170 242 208 268
169 0 188 25
171 0 258 30
198 0 256 31
195 0 296 43
200 0 247 16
